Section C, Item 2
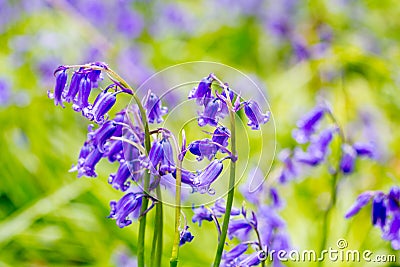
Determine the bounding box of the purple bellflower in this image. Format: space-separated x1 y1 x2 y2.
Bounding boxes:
339 144 357 174
198 98 221 127
222 243 249 264
192 159 224 194
292 105 325 144
243 100 270 130
179 226 194 246
108 192 146 228
188 74 213 105
49 68 67 107
108 160 133 191
144 91 168 124
192 205 213 226
345 186 400 250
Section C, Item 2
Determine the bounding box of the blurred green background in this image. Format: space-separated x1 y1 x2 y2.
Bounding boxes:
0 0 399 266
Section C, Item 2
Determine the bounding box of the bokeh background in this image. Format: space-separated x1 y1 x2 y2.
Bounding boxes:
0 0 399 266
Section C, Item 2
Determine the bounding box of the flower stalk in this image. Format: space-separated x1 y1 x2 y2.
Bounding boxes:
213 105 237 267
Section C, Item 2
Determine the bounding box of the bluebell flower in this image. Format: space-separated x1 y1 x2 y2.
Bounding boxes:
193 159 224 194
243 100 270 130
49 68 67 107
188 74 213 105
73 75 92 112
148 137 175 175
144 92 168 124
179 226 194 246
106 140 123 162
345 191 374 219
89 120 119 153
372 193 387 228
345 186 400 250
87 62 106 88
228 219 253 240
222 243 249 264
64 70 83 103
87 90 118 124
212 126 230 147
340 144 357 174
192 205 213 226
292 105 325 144
353 142 375 159
75 147 104 178
109 160 132 191
212 199 241 217
108 192 145 228
198 98 221 127
188 139 219 161
294 127 335 166
173 168 196 186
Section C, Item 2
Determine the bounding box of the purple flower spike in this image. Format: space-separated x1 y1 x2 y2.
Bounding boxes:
212 126 230 147
64 70 83 103
292 106 325 143
372 193 387 228
73 75 92 112
244 100 270 130
193 159 224 194
222 243 249 263
144 92 168 124
345 191 375 219
192 205 213 226
108 192 144 228
198 98 221 127
51 69 67 107
188 74 213 105
340 144 357 174
179 226 194 246
109 161 132 191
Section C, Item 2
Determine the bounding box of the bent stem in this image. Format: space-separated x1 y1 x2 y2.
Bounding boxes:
105 68 153 267
213 108 236 267
170 159 183 267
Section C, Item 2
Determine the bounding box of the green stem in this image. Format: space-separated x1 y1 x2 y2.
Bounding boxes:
213 109 236 267
104 68 152 267
150 218 158 267
170 160 182 267
155 187 163 267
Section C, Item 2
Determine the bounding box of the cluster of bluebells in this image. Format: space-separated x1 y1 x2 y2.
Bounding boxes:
345 186 400 250
48 63 271 248
191 174 290 267
278 104 376 183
